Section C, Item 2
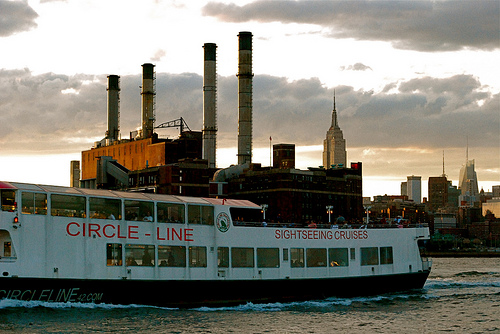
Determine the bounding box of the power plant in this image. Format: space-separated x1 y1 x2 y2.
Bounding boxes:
202 43 217 169
105 75 120 143
237 32 253 165
77 31 364 224
141 63 156 140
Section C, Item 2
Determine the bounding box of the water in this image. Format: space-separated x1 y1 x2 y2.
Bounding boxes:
0 257 498 333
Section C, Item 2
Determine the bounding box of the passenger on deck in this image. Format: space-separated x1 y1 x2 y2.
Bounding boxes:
335 215 345 225
126 257 138 266
168 252 175 266
142 247 153 266
143 212 153 222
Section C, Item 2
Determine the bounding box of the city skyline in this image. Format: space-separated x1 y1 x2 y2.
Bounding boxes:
0 0 498 199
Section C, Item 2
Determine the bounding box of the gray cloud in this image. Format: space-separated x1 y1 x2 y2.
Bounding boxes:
0 69 497 173
340 63 372 71
0 1 38 37
202 1 500 52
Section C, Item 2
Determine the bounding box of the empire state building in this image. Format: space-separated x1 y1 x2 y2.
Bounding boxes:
323 95 346 168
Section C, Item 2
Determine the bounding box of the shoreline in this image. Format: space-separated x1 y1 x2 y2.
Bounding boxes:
423 251 500 258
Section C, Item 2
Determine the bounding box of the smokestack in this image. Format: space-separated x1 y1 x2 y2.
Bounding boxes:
106 75 120 142
237 31 253 165
141 63 155 139
203 43 217 169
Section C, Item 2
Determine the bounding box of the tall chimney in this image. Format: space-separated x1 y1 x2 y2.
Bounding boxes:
141 63 155 139
237 32 253 165
106 75 120 142
203 43 217 169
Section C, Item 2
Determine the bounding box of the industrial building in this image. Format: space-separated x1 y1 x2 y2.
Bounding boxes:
77 31 364 223
223 161 363 225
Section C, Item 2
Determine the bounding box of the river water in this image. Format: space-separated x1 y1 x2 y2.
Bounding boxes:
0 257 498 333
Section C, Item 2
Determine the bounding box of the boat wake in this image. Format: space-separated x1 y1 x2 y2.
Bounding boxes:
0 299 153 311
425 277 500 290
0 291 434 312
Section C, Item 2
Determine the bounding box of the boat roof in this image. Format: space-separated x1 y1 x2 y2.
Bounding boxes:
0 181 260 208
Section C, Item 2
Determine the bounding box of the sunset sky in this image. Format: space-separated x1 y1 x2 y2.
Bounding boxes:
0 0 499 199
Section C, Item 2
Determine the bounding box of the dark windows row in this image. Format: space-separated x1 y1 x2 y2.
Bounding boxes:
107 244 206 267
361 246 394 265
106 245 393 269
20 192 214 225
290 248 349 268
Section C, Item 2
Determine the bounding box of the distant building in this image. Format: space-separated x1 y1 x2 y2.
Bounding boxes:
401 182 407 198
428 176 448 212
482 198 500 218
458 159 479 207
70 161 80 188
81 131 202 188
448 184 460 208
273 144 295 169
402 176 421 204
213 162 363 225
323 94 346 168
492 185 500 198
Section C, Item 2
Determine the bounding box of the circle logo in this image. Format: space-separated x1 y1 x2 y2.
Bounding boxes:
216 212 231 233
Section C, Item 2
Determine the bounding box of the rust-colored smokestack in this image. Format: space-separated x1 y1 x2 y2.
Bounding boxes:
106 75 120 142
203 43 217 168
141 63 155 139
237 32 253 165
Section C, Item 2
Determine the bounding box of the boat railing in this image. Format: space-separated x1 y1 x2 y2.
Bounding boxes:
232 222 429 229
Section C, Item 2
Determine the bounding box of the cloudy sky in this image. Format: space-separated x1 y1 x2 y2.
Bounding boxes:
0 0 499 199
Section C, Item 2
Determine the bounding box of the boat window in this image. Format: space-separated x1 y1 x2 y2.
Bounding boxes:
229 207 262 226
290 248 304 268
217 247 229 268
1 190 16 212
4 241 12 257
187 205 214 225
157 202 185 224
125 244 155 266
0 230 15 259
350 248 356 261
306 248 327 267
124 200 154 222
380 246 393 265
231 247 254 268
189 246 207 267
90 197 121 220
21 192 47 215
328 248 349 267
106 243 123 266
51 194 86 218
158 245 186 267
361 247 379 266
257 248 280 268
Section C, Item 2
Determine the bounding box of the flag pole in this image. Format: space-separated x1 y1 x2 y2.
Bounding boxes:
269 136 272 167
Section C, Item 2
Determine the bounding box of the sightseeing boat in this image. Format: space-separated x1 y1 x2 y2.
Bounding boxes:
0 181 431 307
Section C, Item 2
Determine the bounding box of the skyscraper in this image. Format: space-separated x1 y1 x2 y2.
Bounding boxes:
407 175 422 204
323 93 346 168
459 159 479 206
428 176 448 212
